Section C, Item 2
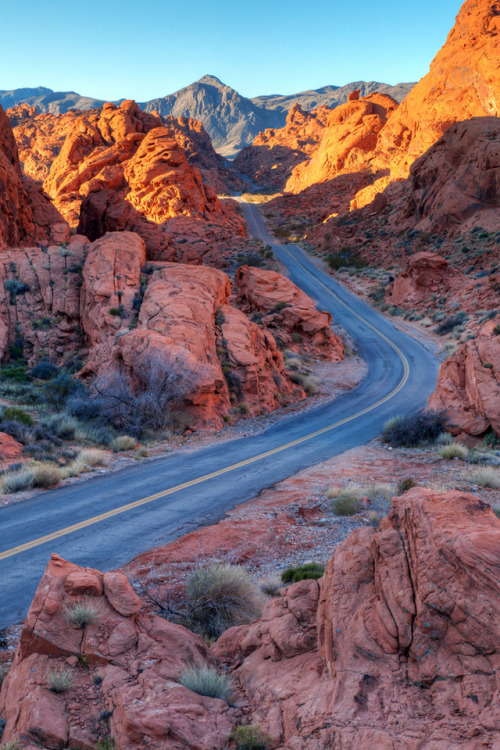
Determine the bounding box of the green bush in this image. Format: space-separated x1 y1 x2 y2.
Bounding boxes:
179 665 232 702
29 361 59 380
382 410 446 447
281 562 324 584
94 740 115 750
46 666 74 693
187 563 263 638
230 725 272 750
42 413 79 439
0 365 28 383
2 406 34 426
332 491 362 516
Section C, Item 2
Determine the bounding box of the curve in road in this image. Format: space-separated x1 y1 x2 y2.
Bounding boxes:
0 204 438 628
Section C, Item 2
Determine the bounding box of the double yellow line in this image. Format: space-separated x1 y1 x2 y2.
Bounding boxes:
0 234 409 562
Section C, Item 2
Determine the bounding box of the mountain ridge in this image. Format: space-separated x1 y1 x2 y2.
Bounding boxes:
1 75 415 157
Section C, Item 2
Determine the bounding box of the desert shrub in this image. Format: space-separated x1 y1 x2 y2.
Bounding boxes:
40 372 85 409
111 435 137 452
436 431 454 445
65 598 102 627
136 445 150 458
230 725 272 750
32 463 64 488
29 361 59 380
2 407 33 426
328 250 366 270
288 371 319 394
46 666 74 693
94 740 115 750
78 448 110 467
187 563 263 638
435 312 467 335
179 665 232 702
0 663 7 687
438 442 468 460
0 467 34 494
62 459 87 478
363 483 393 504
469 468 500 489
281 562 324 583
75 424 114 447
93 350 202 437
42 413 79 439
1 741 22 750
397 477 418 495
331 491 362 516
258 575 282 598
382 410 446 447
0 365 28 383
67 394 106 421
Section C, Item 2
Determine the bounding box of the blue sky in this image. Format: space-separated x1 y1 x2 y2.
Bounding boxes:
2 0 463 100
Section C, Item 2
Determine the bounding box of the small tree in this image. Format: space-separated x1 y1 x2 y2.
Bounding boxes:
94 350 202 436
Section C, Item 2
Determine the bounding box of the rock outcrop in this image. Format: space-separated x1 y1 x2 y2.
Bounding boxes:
2 489 498 749
388 251 460 308
9 100 244 261
79 232 303 428
235 265 344 359
429 319 500 437
404 116 500 232
233 103 330 188
0 554 238 749
0 104 68 248
214 488 500 748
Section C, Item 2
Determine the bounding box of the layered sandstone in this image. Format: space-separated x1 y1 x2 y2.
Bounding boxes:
388 251 461 308
429 319 500 437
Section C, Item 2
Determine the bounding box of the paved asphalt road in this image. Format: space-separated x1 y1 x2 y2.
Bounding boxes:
0 204 439 628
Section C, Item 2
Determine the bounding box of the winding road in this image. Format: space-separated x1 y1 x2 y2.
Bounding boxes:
0 204 438 629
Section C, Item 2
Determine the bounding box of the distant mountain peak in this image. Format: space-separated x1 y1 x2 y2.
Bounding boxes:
197 74 225 87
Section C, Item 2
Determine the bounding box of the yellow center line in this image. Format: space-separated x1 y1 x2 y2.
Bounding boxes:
0 211 409 561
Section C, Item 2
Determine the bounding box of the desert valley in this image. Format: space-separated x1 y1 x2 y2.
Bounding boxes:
0 0 499 747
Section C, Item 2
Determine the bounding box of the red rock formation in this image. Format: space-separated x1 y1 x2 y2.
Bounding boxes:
0 553 238 749
404 116 500 232
233 103 330 188
235 265 344 359
286 93 399 194
214 488 500 748
9 101 245 261
388 251 461 308
0 432 23 462
429 319 500 436
79 232 302 428
0 235 87 366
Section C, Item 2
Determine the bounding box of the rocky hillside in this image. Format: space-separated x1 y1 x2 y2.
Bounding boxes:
1 488 498 748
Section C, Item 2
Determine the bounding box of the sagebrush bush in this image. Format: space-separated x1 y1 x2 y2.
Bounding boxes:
78 448 110 467
258 575 282 598
0 467 34 494
62 459 88 478
32 463 64 488
46 666 74 693
179 665 232 702
65 598 102 627
281 562 324 583
397 477 418 495
331 491 362 516
136 445 150 458
42 413 79 439
30 361 59 380
288 371 319 394
187 563 263 638
111 435 137 452
382 410 446 447
363 483 393 504
436 431 454 446
438 442 468 460
469 468 500 489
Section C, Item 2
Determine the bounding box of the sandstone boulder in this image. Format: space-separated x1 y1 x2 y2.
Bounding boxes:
429 319 500 436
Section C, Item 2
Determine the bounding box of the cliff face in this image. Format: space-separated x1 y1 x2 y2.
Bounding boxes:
1 489 498 748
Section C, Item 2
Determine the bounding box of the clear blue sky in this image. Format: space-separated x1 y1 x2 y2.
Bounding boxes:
2 0 463 100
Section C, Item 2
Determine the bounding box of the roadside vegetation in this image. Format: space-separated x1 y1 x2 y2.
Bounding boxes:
0 350 200 497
